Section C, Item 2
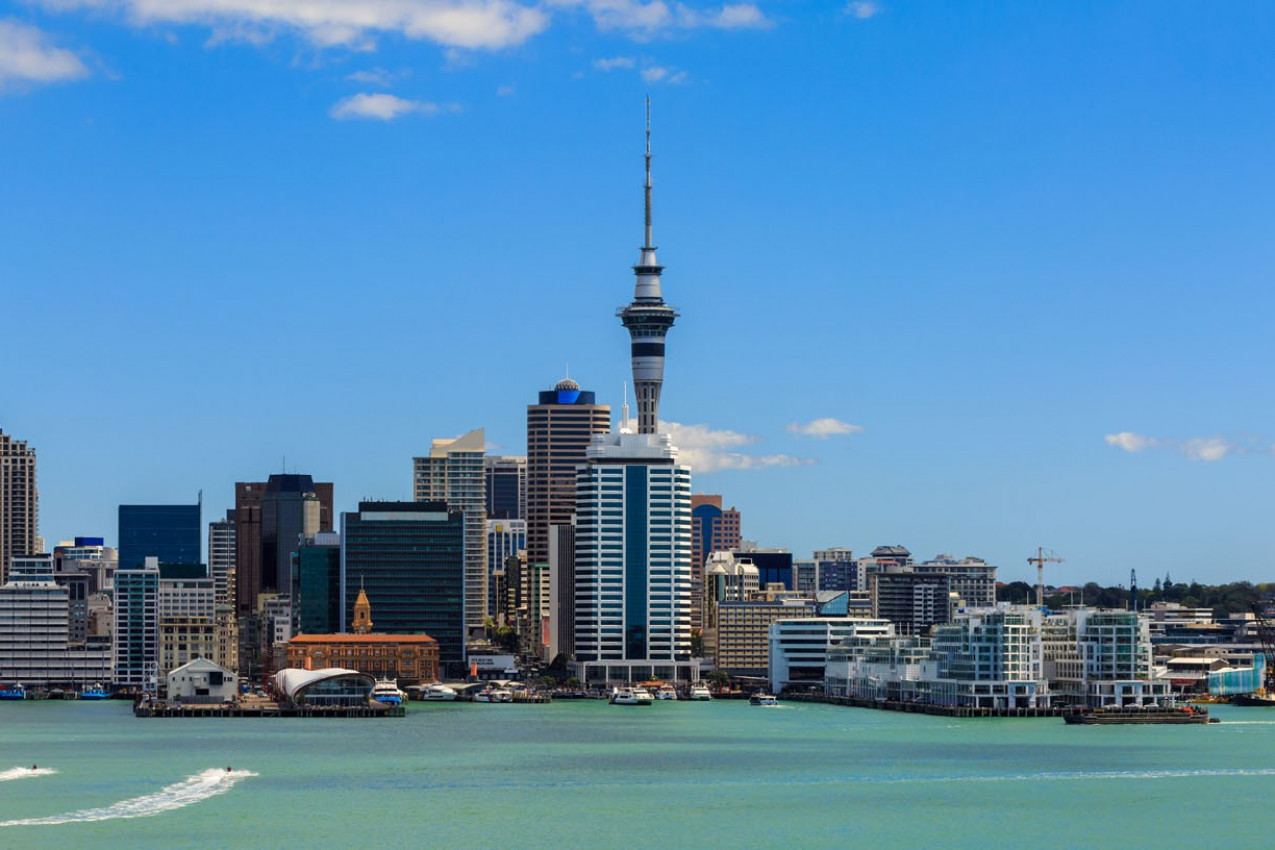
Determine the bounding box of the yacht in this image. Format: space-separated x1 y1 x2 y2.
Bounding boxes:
0 683 26 701
749 693 779 706
610 688 654 706
688 684 712 701
420 683 458 702
371 678 406 705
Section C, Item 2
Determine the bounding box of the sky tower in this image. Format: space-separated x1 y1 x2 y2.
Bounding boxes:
618 98 679 435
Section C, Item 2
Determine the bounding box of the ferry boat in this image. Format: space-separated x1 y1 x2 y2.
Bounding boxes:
420 683 458 702
1230 693 1275 707
688 684 712 701
0 683 26 700
371 679 406 705
474 688 513 703
749 693 779 706
79 683 110 700
610 688 654 706
1063 704 1216 725
655 684 678 701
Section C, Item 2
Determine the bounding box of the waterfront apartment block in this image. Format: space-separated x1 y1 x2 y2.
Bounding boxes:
1042 609 1170 707
572 431 695 684
0 428 38 585
0 556 111 686
414 428 487 635
769 617 893 693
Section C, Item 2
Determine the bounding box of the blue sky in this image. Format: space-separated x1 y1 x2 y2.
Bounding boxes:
2 1 1272 586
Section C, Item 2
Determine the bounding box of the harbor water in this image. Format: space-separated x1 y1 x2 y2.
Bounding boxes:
2 699 1273 848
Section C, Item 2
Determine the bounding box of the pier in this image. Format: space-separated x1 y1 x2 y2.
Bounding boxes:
134 700 405 718
782 693 1068 718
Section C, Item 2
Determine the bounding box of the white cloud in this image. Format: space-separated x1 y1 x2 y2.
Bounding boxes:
593 55 635 70
346 67 402 86
846 1 879 19
1105 431 1247 462
663 421 815 473
38 0 550 50
640 64 686 84
0 19 89 90
553 1 770 37
787 417 864 439
329 92 452 120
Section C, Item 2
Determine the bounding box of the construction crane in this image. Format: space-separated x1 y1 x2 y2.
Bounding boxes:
1027 547 1065 608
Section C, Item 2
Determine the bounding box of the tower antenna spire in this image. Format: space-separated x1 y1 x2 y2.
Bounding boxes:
644 95 653 250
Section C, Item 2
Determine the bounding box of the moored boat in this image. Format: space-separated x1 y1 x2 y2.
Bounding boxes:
0 683 26 701
688 685 712 701
371 678 406 705
1230 693 1275 707
420 683 458 702
610 688 654 706
1063 704 1215 725
79 683 110 700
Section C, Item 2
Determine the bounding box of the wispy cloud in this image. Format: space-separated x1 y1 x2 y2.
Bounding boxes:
640 64 686 84
346 67 407 87
664 421 815 473
846 1 880 19
593 55 635 71
1103 431 1262 462
329 92 454 120
556 1 771 37
37 0 550 51
787 417 864 439
0 19 89 91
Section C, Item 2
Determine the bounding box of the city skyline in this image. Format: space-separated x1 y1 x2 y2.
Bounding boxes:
3 3 1272 585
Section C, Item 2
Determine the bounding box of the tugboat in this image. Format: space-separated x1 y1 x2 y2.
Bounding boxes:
1063 704 1216 725
0 683 26 701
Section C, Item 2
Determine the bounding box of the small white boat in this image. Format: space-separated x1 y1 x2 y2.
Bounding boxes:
475 688 512 703
655 684 677 701
688 685 712 701
371 678 406 705
749 693 779 706
610 688 654 706
420 683 457 702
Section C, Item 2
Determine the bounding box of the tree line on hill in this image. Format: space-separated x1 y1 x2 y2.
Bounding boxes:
997 576 1275 618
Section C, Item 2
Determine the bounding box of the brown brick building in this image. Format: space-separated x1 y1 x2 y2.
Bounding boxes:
285 634 440 684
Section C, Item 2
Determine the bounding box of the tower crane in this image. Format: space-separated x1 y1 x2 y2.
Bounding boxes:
1027 547 1065 608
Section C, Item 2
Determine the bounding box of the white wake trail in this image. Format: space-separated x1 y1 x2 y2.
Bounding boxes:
0 767 57 783
0 768 256 827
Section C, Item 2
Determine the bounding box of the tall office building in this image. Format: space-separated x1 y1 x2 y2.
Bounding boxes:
618 99 678 436
295 532 341 635
413 429 486 636
574 432 694 683
118 503 201 571
0 428 38 584
234 475 333 618
689 494 741 633
341 501 467 674
208 510 236 610
484 455 525 520
527 379 610 659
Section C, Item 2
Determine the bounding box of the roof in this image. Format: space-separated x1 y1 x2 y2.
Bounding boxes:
273 667 374 702
288 633 437 644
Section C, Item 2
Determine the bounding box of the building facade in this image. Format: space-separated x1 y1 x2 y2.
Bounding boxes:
484 455 525 520
0 556 111 687
117 503 200 572
413 428 487 636
573 432 694 683
286 634 440 684
341 501 466 675
690 494 741 633
0 428 38 585
113 556 161 691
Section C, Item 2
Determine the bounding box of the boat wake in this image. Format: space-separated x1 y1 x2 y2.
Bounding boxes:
0 768 256 827
0 767 57 783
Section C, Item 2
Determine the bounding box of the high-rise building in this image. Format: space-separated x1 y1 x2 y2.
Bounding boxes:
341 501 467 675
617 99 678 436
413 429 486 636
690 494 741 633
486 518 525 622
0 428 38 585
526 379 610 659
113 556 161 690
118 503 201 571
484 455 525 520
0 555 111 687
573 431 694 684
295 532 341 635
207 511 239 672
234 475 333 618
159 573 216 680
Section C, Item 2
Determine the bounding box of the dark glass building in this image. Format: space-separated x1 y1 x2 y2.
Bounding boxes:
295 533 342 635
341 501 466 673
732 549 794 591
484 456 524 520
117 504 201 570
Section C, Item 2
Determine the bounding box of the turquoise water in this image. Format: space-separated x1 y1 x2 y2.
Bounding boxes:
2 700 1273 848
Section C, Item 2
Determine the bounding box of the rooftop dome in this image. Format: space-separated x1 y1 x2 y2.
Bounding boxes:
555 378 581 392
